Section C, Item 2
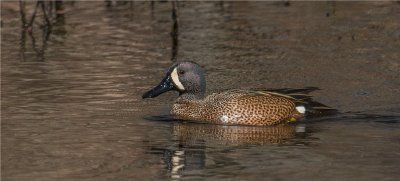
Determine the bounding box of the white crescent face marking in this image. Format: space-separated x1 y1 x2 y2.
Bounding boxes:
171 67 185 91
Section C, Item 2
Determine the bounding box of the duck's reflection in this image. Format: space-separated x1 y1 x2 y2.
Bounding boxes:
163 149 204 180
173 123 302 146
151 122 307 179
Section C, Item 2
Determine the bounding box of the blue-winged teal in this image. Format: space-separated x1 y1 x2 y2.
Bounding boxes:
143 61 334 126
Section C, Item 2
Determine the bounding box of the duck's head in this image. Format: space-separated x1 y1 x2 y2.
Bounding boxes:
142 61 206 99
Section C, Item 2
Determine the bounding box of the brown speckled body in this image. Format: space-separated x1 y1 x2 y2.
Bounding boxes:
142 61 318 126
172 90 303 126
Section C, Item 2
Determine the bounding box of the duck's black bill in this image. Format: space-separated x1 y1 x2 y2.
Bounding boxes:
142 76 176 99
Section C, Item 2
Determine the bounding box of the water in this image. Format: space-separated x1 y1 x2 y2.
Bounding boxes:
1 1 400 180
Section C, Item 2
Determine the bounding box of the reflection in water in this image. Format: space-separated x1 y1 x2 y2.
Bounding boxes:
3 1 400 180
170 1 179 62
326 1 336 17
18 1 66 61
173 123 302 145
55 0 65 25
162 149 202 180
151 122 307 179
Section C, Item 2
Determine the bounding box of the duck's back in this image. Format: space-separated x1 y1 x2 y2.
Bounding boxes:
172 90 301 126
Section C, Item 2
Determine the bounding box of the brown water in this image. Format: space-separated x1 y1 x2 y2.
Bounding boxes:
1 1 400 181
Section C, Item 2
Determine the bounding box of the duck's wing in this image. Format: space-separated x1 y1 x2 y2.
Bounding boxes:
259 87 320 94
250 88 338 117
251 87 320 101
209 89 303 101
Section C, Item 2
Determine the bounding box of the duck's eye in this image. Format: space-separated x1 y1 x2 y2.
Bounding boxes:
178 70 185 75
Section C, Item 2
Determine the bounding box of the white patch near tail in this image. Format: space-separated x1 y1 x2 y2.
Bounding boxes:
296 106 306 114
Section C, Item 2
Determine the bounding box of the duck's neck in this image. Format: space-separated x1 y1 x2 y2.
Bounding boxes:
172 93 205 122
177 92 205 101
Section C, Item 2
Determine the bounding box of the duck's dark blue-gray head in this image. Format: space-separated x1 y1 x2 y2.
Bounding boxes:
142 61 206 99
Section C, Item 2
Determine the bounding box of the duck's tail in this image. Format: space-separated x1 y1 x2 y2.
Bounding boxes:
255 87 339 118
294 99 339 118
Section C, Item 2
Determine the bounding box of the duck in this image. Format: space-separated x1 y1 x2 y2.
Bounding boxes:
142 61 334 126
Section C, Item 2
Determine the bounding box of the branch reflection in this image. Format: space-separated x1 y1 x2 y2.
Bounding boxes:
170 1 179 62
19 1 66 62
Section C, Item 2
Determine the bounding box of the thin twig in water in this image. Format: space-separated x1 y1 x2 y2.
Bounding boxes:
171 1 179 62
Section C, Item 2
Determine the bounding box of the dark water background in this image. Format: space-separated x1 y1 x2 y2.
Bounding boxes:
1 1 400 180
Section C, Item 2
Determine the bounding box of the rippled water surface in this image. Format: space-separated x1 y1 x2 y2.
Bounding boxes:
2 1 400 180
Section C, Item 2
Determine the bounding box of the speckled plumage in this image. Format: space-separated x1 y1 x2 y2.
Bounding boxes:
172 90 303 126
142 61 331 126
173 123 297 145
